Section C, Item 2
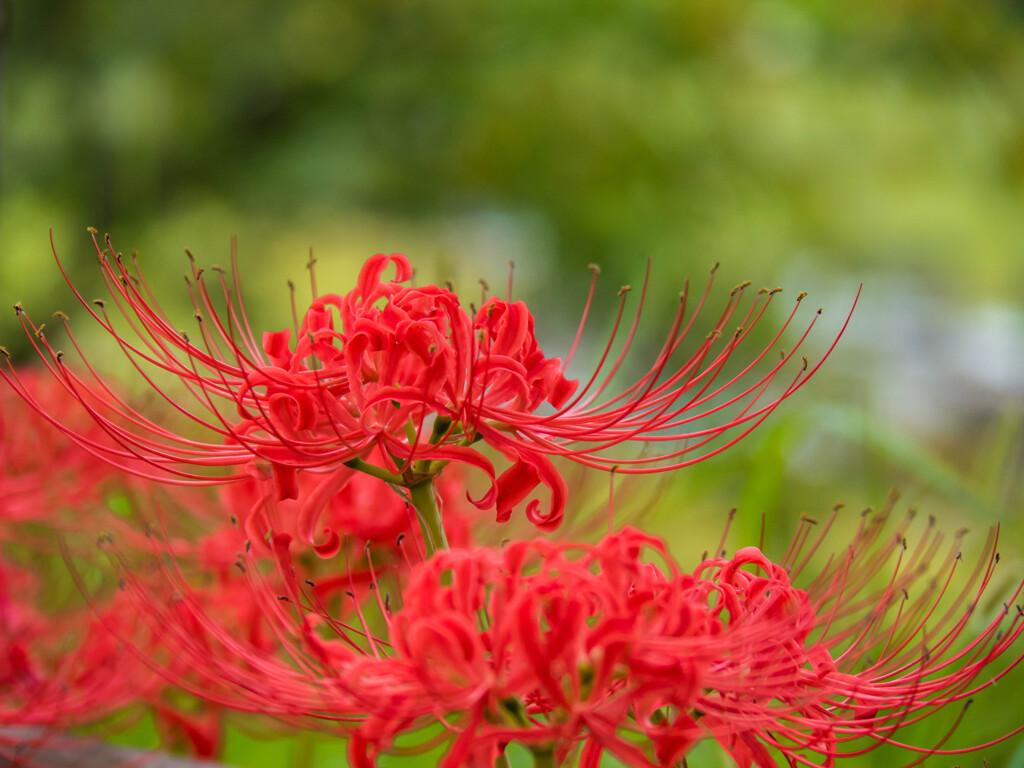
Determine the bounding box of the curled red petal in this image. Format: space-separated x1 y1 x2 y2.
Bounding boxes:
294 469 352 557
494 460 539 523
493 450 566 530
270 462 299 501
413 444 497 510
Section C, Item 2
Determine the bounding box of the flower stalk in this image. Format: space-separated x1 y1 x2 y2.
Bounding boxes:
408 478 448 556
530 747 556 768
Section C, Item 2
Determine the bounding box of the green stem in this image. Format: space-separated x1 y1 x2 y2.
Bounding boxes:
344 457 403 484
409 479 449 556
291 732 315 768
531 747 557 768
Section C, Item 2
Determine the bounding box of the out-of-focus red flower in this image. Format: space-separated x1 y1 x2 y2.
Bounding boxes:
0 367 117 526
3 232 855 531
218 449 483 560
0 558 160 729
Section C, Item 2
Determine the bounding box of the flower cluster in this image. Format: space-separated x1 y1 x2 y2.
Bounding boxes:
106 504 1024 768
0 233 1020 768
5 231 853 536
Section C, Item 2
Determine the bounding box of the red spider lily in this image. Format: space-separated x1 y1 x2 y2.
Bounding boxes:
3 231 856 531
101 501 1023 767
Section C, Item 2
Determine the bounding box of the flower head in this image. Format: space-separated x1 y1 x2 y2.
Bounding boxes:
4 232 855 532
105 498 1023 767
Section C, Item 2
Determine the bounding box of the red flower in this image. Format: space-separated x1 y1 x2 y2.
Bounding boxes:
3 232 855 531
0 558 159 729
106 501 1023 767
0 367 117 526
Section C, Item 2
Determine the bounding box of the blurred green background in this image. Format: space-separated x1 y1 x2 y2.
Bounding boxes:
2 0 1024 765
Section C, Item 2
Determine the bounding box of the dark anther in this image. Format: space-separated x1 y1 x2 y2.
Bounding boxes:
384 594 391 613
369 581 376 591
305 579 315 588
234 562 246 574
396 533 406 546
277 595 289 602
344 590 355 599
230 515 237 527
796 291 808 302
